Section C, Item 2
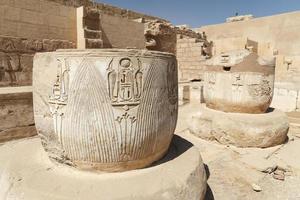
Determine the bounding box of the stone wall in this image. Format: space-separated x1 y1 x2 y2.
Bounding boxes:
0 35 75 142
0 0 77 42
100 13 145 49
196 11 300 55
271 86 300 112
48 0 166 22
0 89 36 143
175 27 213 81
77 6 146 49
176 36 205 80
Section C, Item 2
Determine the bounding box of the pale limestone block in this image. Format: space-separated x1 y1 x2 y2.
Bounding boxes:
271 88 297 112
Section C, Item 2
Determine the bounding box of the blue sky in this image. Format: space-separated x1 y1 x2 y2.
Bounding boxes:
96 0 300 28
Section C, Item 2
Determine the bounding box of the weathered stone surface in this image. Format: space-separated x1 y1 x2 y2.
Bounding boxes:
0 36 75 87
0 126 36 143
189 105 289 148
33 49 178 172
0 135 207 200
0 92 36 142
145 20 177 54
203 50 275 113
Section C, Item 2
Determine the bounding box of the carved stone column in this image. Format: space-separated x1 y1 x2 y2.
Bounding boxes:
203 50 275 114
189 50 289 148
33 49 178 172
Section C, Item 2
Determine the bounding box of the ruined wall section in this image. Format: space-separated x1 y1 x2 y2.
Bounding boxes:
47 0 166 22
0 0 77 42
176 36 205 80
175 27 213 81
77 6 145 49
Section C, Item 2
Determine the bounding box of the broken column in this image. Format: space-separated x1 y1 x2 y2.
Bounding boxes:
190 50 289 147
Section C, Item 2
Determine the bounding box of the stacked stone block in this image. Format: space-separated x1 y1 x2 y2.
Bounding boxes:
176 36 206 80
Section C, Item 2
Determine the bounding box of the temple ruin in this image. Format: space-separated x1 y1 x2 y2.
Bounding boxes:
0 0 300 199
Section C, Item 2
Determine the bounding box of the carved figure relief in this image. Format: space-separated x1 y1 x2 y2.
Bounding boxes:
48 58 70 146
0 54 22 85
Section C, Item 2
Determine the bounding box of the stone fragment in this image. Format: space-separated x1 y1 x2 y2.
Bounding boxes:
273 169 285 181
251 183 262 192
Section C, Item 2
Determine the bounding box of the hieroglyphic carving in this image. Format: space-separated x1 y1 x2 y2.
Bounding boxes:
107 58 143 107
231 74 243 103
48 58 70 146
107 57 143 155
204 72 217 100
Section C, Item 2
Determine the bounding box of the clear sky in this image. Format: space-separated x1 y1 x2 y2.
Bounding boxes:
95 0 300 28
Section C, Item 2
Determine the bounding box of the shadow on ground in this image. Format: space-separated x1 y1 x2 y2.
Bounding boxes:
204 163 215 200
151 135 193 167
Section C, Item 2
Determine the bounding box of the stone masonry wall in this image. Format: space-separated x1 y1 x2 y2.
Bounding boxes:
0 35 75 143
100 13 145 49
0 0 77 42
48 0 166 22
176 36 205 81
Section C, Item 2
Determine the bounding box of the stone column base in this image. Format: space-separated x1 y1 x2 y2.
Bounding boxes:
189 105 289 148
0 136 207 200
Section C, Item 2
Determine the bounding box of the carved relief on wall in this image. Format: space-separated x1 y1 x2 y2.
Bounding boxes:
48 58 70 146
0 53 23 86
231 74 243 103
204 72 216 100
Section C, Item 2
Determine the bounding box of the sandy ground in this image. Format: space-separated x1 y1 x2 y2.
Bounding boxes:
177 102 300 200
